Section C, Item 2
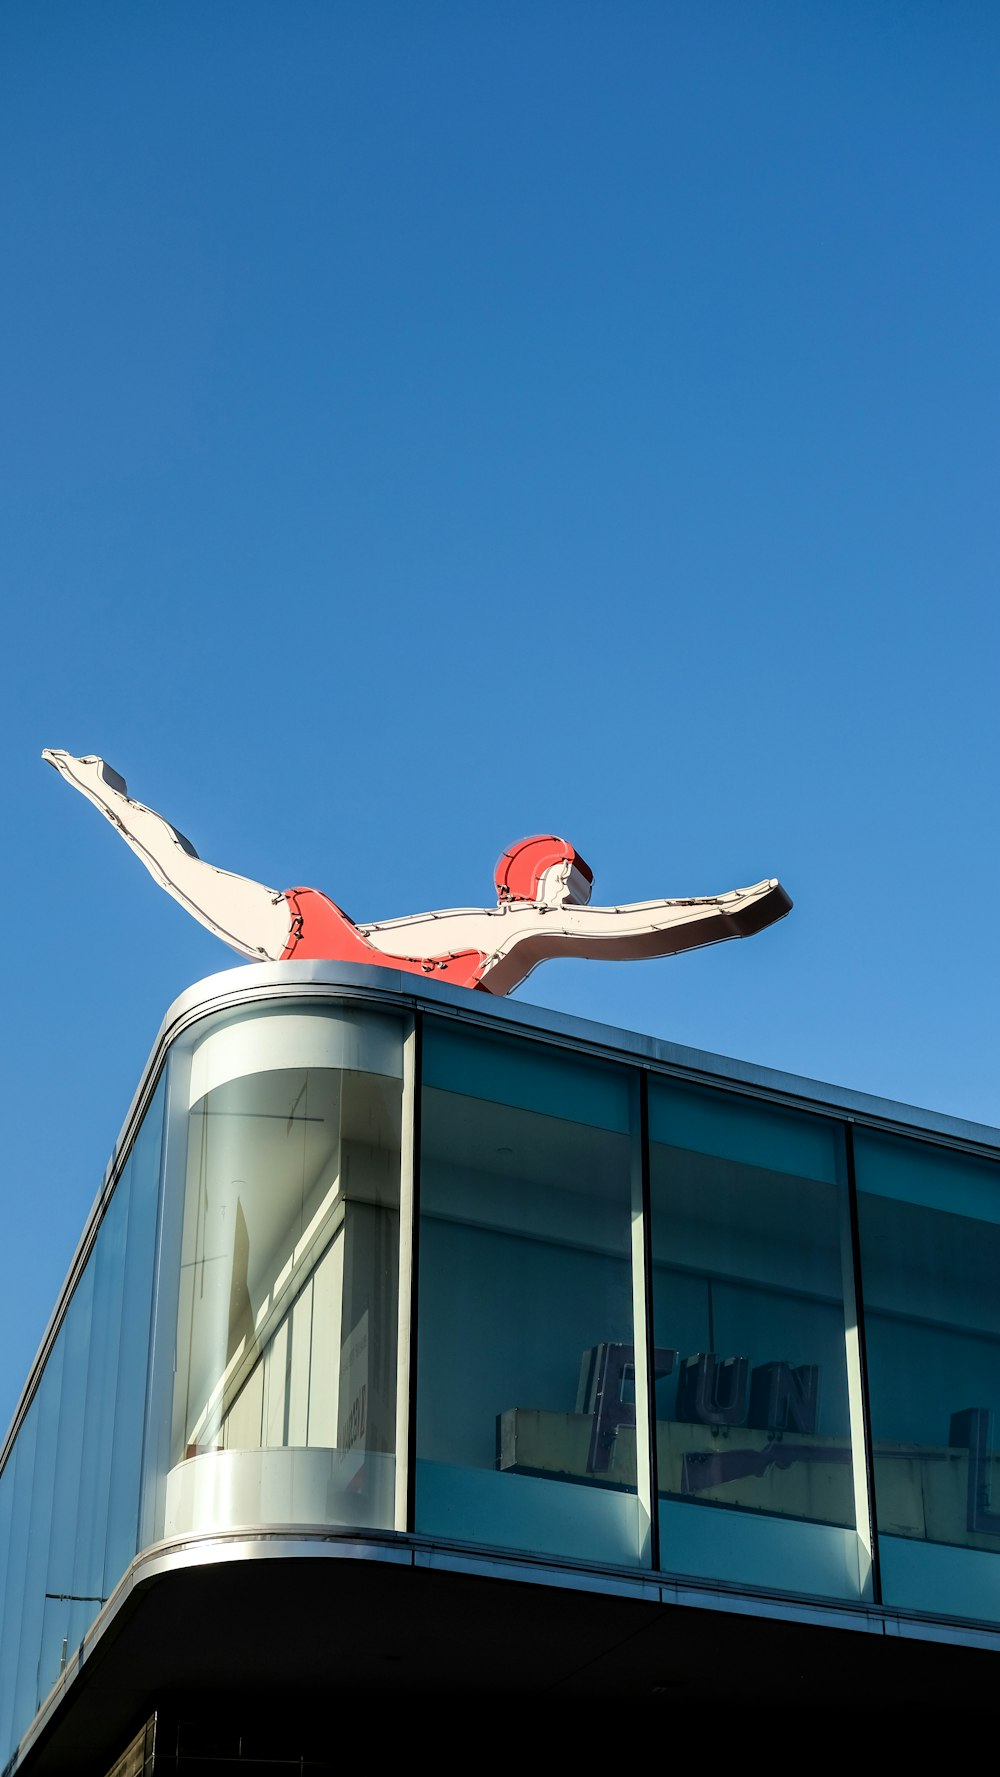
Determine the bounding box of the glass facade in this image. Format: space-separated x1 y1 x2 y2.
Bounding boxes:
2 979 1000 1765
155 1005 405 1543
0 1076 165 1761
415 1024 646 1566
649 1082 862 1598
855 1130 1000 1621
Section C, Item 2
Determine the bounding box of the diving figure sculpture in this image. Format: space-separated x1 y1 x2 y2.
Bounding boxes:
42 750 792 995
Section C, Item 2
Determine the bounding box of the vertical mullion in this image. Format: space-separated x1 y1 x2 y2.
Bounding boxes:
638 1070 660 1571
842 1120 881 1604
628 1070 652 1565
393 1011 422 1535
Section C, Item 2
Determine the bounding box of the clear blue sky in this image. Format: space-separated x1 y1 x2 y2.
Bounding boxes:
2 1 998 1429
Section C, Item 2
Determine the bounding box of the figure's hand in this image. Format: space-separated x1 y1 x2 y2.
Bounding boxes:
42 750 130 802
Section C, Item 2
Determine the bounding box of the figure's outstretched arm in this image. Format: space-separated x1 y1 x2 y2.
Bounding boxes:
42 750 291 962
479 879 792 995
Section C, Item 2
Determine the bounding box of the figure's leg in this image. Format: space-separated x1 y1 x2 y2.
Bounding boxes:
42 750 292 962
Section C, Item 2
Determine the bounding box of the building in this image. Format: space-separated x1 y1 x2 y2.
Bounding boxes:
2 959 999 1768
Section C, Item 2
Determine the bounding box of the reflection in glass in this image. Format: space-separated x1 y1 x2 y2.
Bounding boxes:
37 1254 96 1706
650 1083 861 1599
12 1336 64 1742
70 1173 129 1636
856 1131 1000 1622
416 1022 647 1567
104 1098 164 1595
163 1008 403 1538
3 1082 166 1760
0 1462 14 1701
0 1405 37 1756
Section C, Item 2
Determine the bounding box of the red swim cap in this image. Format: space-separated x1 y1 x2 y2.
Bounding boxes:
494 836 593 904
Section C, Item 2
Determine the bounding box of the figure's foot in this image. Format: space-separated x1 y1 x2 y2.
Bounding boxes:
42 749 129 801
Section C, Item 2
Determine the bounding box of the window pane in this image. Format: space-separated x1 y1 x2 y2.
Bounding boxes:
0 1462 14 1678
161 1006 403 1539
0 1404 38 1759
0 1462 14 1750
38 1261 95 1705
416 1022 646 1568
650 1083 862 1599
856 1131 1000 1622
0 1074 167 1764
12 1340 65 1735
104 1079 165 1593
68 1170 130 1654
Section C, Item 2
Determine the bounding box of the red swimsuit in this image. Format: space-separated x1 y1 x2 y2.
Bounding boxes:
279 888 491 991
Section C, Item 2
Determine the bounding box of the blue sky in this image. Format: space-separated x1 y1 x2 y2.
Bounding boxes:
2 1 998 1428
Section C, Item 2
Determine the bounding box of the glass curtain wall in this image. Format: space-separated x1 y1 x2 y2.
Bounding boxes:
152 1006 405 1541
855 1130 1000 1621
0 1075 165 1771
9 988 1000 1777
648 1081 865 1599
415 1021 647 1567
0 1001 407 1772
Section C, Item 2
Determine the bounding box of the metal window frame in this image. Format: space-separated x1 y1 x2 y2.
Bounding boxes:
637 1070 660 1570
411 1007 658 1564
843 1120 882 1604
395 1012 422 1534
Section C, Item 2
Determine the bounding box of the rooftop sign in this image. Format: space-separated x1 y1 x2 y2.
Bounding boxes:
42 750 791 994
